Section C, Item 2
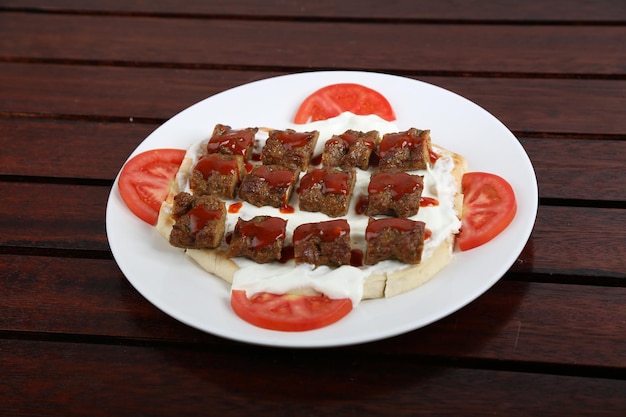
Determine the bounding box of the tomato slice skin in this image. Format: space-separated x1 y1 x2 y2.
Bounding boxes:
457 172 517 251
294 83 396 124
230 290 353 332
118 148 185 225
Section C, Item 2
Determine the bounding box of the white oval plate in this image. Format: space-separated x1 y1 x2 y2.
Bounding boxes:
106 71 537 348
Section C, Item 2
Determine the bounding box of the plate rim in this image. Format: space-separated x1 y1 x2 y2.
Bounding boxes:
106 70 538 348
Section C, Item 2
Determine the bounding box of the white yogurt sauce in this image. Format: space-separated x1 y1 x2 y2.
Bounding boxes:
179 113 461 306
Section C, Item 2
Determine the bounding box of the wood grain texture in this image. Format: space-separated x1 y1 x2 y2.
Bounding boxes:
2 339 625 417
0 118 155 180
521 138 626 202
1 254 625 369
1 64 625 136
0 182 109 251
1 2 625 415
1 13 625 76
2 0 626 23
2 0 626 22
519 206 625 278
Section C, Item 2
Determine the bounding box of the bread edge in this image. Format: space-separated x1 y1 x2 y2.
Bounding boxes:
156 144 467 300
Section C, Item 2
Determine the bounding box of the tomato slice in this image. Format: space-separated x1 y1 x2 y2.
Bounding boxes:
118 148 185 225
230 290 353 331
294 83 396 124
457 172 517 251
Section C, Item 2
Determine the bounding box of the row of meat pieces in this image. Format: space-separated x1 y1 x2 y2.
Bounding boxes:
169 192 427 268
190 124 433 218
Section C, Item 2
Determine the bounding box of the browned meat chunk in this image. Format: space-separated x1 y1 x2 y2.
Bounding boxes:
366 171 424 217
364 218 425 265
207 124 257 159
238 165 298 209
378 128 431 171
322 130 378 170
227 216 287 263
261 129 318 171
293 219 352 267
169 192 226 249
298 167 356 217
190 153 245 199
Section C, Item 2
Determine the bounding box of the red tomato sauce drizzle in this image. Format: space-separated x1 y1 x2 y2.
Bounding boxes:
294 220 349 245
256 165 295 188
368 172 422 200
378 131 423 157
429 148 440 164
279 205 295 214
188 206 223 235
239 217 286 250
228 202 243 214
366 218 420 240
350 249 364 267
310 153 323 166
280 245 295 263
299 169 351 195
274 131 313 149
355 195 369 215
195 154 239 178
207 130 254 157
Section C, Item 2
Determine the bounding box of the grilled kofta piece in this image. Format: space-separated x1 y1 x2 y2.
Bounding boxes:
298 167 356 217
261 129 318 172
293 219 352 267
378 128 431 171
322 129 378 170
227 216 288 264
364 218 426 265
190 153 246 199
365 170 424 218
169 192 226 249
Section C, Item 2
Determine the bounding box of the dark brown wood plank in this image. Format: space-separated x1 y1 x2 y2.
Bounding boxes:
2 339 626 417
2 0 625 22
372 281 626 368
0 255 219 343
1 182 624 277
521 138 626 202
0 63 277 121
0 182 109 251
2 254 625 369
1 63 625 136
2 119 625 202
0 118 155 180
514 206 625 278
1 13 625 76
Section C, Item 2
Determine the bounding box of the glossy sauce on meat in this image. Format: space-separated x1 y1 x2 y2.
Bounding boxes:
238 216 287 250
293 219 350 244
207 125 256 157
195 154 241 177
368 171 422 200
299 169 352 195
273 130 314 149
188 205 224 235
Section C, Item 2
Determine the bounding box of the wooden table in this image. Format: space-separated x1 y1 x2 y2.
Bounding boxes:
1 1 625 415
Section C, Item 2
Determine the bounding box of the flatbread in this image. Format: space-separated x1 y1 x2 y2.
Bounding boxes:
156 131 466 301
